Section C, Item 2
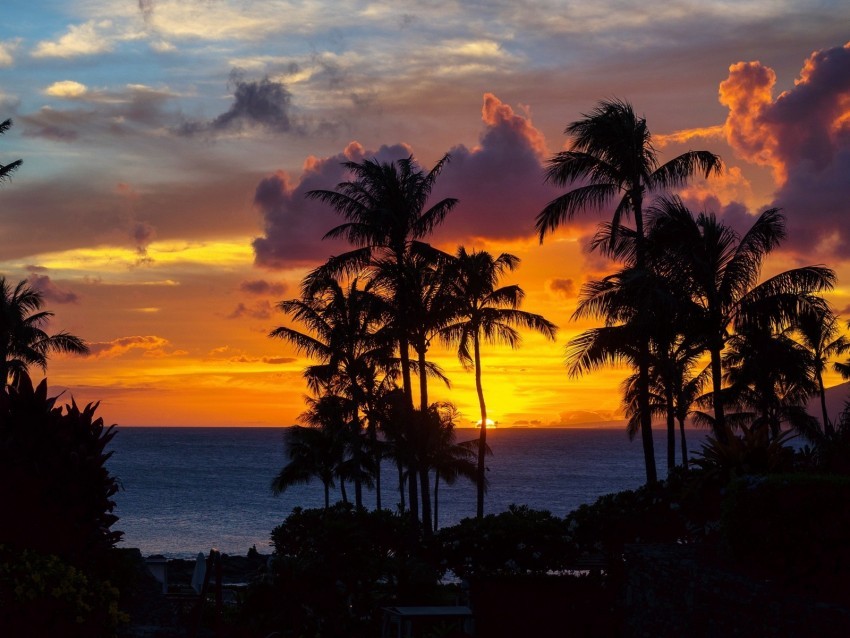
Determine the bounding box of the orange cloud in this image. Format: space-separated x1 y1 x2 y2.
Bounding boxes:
86 335 184 358
719 60 781 179
481 92 548 159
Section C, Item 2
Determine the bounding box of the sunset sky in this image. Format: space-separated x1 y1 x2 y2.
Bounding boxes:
1 2 849 426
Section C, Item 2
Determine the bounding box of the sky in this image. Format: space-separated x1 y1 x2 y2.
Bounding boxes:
1 1 849 427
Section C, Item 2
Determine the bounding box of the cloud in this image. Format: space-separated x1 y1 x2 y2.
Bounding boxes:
430 93 563 244
239 279 287 296
0 40 17 67
21 84 177 141
178 73 298 136
547 278 576 299
25 273 80 304
86 335 183 358
719 43 850 260
252 141 412 269
32 20 119 58
227 300 275 320
44 81 89 99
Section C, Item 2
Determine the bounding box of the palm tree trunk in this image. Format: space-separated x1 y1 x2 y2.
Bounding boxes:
433 470 440 531
474 334 488 518
419 468 432 537
818 371 833 436
678 416 689 470
323 481 330 510
665 384 676 471
340 479 348 504
637 344 658 484
633 195 658 485
418 346 428 411
397 460 406 511
709 345 729 444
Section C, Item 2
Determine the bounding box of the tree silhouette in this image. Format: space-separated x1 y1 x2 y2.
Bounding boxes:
306 154 457 526
794 306 850 434
0 119 22 184
536 98 721 483
647 197 834 443
0 278 89 386
440 247 556 517
270 275 388 508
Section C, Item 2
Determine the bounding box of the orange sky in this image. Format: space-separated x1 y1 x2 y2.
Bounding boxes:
3 7 850 426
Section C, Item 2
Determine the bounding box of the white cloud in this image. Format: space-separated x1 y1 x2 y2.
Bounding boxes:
44 80 89 99
32 20 117 58
0 40 17 67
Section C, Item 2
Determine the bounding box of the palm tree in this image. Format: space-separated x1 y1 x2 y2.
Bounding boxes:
723 321 819 440
0 278 89 385
306 154 457 410
536 98 722 483
269 275 388 508
271 423 342 510
794 307 850 435
440 248 556 518
420 402 480 531
0 119 23 184
307 154 457 525
647 197 835 443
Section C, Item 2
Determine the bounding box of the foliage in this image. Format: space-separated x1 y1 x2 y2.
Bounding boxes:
250 503 439 637
438 505 573 579
564 478 694 556
0 277 89 385
721 474 850 594
0 374 122 568
0 545 126 637
691 425 796 482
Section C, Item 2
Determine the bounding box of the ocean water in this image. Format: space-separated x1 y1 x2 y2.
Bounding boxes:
106 426 710 558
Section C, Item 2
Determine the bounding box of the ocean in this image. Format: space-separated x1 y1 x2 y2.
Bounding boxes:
106 426 711 558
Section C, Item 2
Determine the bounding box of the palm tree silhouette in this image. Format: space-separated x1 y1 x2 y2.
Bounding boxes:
794 307 850 435
269 275 388 508
723 320 819 440
440 247 556 518
307 154 457 525
0 119 23 184
271 405 346 510
536 98 721 483
0 278 89 385
647 197 835 443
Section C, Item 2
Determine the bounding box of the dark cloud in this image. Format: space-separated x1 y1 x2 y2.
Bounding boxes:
251 141 412 269
431 94 570 244
548 278 576 298
26 273 79 304
227 300 274 320
179 73 298 136
720 43 850 261
20 85 175 142
239 279 287 296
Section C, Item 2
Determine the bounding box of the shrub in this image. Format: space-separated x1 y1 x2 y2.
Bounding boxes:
0 375 124 635
244 503 437 637
722 474 850 590
438 505 573 580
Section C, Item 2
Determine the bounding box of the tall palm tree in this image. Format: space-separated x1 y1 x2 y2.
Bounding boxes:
440 248 556 518
794 307 850 435
536 98 722 483
0 119 23 184
647 197 835 443
306 154 457 410
0 278 89 385
307 154 457 525
269 275 388 508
